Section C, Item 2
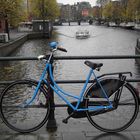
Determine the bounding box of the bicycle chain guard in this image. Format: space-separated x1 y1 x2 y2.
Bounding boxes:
67 101 87 118
67 101 115 118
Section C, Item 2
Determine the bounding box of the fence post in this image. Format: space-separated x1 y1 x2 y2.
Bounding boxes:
46 54 57 131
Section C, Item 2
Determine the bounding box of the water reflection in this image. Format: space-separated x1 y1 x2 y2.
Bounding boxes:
91 132 132 140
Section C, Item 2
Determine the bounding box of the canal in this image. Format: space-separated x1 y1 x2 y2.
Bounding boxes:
0 23 140 91
0 23 140 134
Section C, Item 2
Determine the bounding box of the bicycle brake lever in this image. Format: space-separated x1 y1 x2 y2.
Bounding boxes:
129 72 132 77
38 55 45 60
96 68 101 71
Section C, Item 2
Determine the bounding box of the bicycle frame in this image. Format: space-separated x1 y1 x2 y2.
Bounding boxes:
1 42 138 134
26 56 113 112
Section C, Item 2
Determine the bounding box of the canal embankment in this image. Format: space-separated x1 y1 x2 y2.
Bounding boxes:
0 20 53 56
0 34 27 56
0 22 139 57
0 32 51 56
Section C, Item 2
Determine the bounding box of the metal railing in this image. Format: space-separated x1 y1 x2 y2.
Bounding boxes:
0 54 140 130
0 55 140 61
1 55 140 84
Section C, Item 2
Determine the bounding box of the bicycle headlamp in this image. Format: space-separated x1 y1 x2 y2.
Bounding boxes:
49 41 58 49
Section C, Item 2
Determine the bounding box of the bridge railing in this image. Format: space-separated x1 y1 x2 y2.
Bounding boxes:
1 55 140 83
0 54 140 130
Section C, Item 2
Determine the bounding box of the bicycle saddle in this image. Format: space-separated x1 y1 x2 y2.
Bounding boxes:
84 61 103 70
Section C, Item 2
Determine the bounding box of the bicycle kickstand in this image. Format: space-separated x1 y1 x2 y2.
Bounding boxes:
62 111 75 124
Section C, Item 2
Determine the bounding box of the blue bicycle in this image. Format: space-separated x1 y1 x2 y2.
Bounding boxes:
0 42 139 133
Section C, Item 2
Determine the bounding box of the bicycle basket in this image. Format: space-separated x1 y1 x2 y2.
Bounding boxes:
88 79 124 98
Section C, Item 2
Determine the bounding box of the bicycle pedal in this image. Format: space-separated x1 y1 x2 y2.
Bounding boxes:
62 119 68 124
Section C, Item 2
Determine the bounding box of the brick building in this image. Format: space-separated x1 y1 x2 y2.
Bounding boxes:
59 2 91 22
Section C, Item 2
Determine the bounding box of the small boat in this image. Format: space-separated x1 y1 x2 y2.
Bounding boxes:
134 23 140 30
76 30 90 39
120 22 135 30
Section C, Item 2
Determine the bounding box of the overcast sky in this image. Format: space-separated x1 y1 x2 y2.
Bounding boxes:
57 0 97 6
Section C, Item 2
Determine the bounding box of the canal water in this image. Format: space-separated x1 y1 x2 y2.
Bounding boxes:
0 22 140 134
0 23 140 94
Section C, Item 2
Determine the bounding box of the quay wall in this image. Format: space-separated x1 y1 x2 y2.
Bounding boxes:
0 35 27 56
0 32 50 57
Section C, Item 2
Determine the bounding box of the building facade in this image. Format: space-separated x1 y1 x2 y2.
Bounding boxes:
60 4 72 21
59 1 92 22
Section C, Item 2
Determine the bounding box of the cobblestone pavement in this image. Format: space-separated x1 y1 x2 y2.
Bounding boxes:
0 108 140 140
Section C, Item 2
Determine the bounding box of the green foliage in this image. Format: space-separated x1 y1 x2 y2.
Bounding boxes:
0 0 24 27
30 0 60 20
101 0 140 22
102 2 112 19
126 0 136 21
103 2 122 22
134 0 140 22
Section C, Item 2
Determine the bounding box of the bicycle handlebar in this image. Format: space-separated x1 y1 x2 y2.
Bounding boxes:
57 46 67 52
38 42 67 61
49 41 67 53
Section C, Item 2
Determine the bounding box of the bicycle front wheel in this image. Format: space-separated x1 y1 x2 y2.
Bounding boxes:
85 79 139 133
0 80 50 133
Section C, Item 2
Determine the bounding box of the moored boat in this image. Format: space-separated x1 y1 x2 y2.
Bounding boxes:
120 22 135 29
134 24 140 30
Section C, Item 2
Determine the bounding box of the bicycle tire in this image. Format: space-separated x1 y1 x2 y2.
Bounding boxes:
84 77 139 133
0 79 50 133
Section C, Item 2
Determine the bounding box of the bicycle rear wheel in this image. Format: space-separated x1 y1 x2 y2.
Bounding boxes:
85 78 139 133
0 80 50 133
